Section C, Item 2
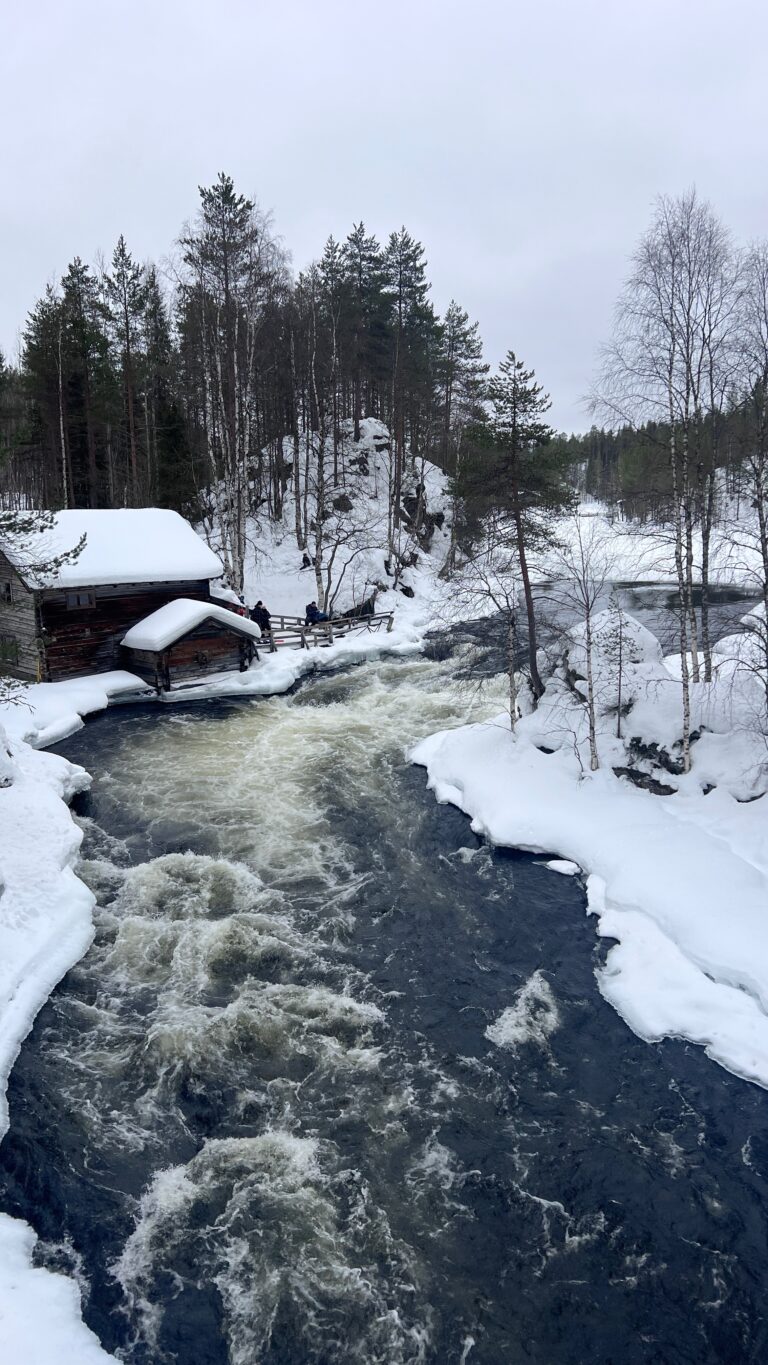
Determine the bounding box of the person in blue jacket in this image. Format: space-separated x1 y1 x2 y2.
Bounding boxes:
305 600 330 625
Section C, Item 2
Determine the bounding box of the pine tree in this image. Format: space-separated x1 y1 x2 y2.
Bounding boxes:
60 258 113 507
470 351 574 701
178 173 287 587
437 300 488 469
341 223 388 440
319 236 347 482
382 228 439 562
105 235 147 504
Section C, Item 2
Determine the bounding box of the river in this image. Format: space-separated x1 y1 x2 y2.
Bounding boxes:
1 591 767 1364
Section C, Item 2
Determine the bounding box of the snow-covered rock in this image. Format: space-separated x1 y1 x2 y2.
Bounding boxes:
201 419 453 628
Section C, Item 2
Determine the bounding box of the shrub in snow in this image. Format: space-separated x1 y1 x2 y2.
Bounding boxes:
567 609 663 675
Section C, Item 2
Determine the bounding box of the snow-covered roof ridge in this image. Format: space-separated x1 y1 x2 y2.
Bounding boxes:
122 598 262 652
0 509 223 589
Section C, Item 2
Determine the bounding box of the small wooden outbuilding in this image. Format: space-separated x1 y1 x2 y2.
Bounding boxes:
121 599 262 691
0 509 226 681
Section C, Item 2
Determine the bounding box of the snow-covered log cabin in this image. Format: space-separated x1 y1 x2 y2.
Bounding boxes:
121 599 263 690
0 509 233 682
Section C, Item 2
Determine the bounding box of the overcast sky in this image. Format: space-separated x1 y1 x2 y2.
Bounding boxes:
2 0 766 432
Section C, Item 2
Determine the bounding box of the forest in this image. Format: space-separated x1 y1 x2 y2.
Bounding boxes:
0 174 490 583
1 178 767 657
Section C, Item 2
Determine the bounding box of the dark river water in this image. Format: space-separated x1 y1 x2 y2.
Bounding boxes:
2 589 767 1364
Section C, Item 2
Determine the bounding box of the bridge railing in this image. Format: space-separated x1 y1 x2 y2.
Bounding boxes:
260 612 394 653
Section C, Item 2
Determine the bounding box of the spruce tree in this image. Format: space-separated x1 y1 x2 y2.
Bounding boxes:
60 260 113 507
437 300 488 470
341 223 388 439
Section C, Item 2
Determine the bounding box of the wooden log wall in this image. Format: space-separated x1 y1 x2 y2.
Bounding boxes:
40 580 212 680
122 618 258 690
0 549 43 680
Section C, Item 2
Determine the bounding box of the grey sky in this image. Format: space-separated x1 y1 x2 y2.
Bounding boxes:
2 0 766 432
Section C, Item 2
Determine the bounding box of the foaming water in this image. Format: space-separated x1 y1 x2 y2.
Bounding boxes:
3 638 768 1364
485 970 560 1053
116 1132 430 1365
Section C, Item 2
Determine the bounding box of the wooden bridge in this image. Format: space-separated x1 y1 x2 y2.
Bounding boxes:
259 611 394 653
142 608 397 696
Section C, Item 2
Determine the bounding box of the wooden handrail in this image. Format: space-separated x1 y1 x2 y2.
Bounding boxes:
261 611 395 653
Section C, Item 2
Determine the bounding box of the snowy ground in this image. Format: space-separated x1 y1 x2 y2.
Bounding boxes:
0 680 125 1357
413 606 768 1089
550 495 767 587
204 417 454 621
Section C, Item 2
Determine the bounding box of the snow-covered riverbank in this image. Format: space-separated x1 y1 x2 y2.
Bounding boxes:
413 608 768 1088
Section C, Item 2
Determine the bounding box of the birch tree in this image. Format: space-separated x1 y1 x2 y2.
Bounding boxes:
444 509 523 730
731 241 768 706
595 190 740 768
548 516 617 769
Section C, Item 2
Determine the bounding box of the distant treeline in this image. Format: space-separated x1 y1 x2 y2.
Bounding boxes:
552 405 757 521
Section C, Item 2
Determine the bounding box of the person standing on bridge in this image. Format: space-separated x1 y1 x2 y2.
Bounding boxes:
250 600 272 636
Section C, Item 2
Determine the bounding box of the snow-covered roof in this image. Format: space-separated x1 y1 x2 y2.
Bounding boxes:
210 582 243 606
0 509 223 589
122 598 262 652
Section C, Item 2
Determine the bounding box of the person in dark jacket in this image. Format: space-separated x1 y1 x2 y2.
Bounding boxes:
250 600 272 634
304 600 330 626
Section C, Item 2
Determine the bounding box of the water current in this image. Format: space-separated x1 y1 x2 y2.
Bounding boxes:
2 589 768 1364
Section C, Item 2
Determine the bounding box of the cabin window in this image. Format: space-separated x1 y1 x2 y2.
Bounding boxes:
0 635 18 665
1 581 12 604
65 590 96 610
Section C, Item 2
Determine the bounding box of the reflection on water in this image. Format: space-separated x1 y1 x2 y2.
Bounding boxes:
1 634 768 1364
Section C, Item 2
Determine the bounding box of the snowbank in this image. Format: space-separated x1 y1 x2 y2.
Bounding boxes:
0 1215 114 1362
2 671 153 749
412 611 768 1089
0 712 120 1358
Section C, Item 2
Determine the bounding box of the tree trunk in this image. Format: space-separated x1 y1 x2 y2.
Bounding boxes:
82 367 99 508
289 330 305 551
700 466 716 681
506 610 517 731
56 321 70 509
585 610 599 770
